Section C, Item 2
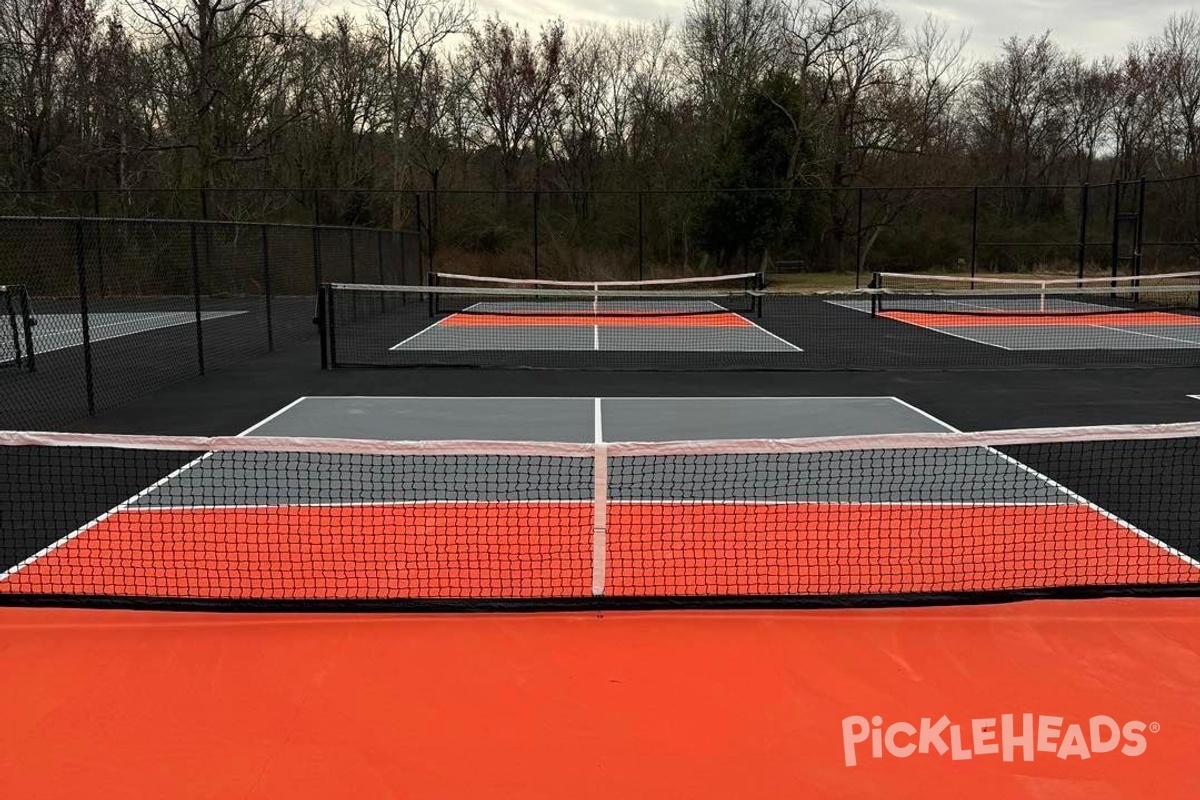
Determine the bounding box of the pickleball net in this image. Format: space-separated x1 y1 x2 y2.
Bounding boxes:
872 271 1200 317
2 423 1200 609
429 271 765 293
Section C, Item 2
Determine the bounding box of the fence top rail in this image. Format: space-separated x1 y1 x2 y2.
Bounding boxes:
0 214 420 236
8 177 1195 196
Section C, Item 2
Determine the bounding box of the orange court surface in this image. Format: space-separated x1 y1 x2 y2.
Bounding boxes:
2 597 1199 799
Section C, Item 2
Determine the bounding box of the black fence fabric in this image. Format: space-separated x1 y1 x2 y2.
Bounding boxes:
0 218 422 429
1 424 1199 611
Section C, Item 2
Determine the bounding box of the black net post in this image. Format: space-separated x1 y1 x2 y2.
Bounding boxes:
326 284 339 368
855 188 865 289
261 224 274 352
74 217 95 416
317 283 329 370
1077 183 1090 279
189 222 205 376
533 190 540 279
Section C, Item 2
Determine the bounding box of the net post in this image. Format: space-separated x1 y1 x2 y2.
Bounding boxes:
326 284 339 368
260 224 274 352
591 443 608 597
74 217 95 416
427 271 438 317
317 283 329 370
189 221 205 376
869 271 881 317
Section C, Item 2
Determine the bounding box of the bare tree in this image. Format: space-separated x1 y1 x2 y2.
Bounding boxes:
463 16 564 188
0 0 100 188
362 0 471 226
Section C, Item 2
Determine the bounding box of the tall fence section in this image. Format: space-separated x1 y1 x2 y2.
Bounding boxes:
0 216 422 429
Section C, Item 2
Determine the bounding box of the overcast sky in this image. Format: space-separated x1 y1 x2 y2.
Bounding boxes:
420 0 1197 59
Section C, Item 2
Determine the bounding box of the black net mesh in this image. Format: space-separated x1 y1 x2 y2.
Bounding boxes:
2 426 1198 610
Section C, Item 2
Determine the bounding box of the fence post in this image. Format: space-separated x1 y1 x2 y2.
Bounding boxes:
637 192 645 280
854 188 864 288
261 224 274 352
532 190 540 279
189 222 205 376
312 190 323 296
1111 179 1123 286
1135 176 1147 278
413 191 423 284
970 186 979 286
348 228 358 321
92 190 105 297
1077 183 1090 279
377 229 387 311
426 190 437 277
74 217 95 416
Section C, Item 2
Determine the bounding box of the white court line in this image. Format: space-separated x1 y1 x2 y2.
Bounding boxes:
1189 395 1200 401
827 299 1018 350
888 397 1200 571
29 311 247 357
0 396 310 583
1083 322 1200 347
701 299 804 352
388 302 483 350
116 500 1066 511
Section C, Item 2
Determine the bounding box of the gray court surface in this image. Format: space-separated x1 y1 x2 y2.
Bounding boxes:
127 396 1074 506
25 311 246 358
829 298 1200 350
393 300 800 353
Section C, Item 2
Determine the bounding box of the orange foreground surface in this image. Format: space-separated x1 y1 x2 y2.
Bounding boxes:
1 599 1199 799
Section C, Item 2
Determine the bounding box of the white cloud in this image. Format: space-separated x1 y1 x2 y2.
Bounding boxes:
320 0 1196 58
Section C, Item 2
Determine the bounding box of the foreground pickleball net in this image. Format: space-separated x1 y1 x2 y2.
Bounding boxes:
2 423 1199 609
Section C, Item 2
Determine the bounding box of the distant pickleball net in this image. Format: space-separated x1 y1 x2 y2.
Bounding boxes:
2 424 1200 608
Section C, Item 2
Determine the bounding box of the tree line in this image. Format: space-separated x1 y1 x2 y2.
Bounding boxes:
2 0 1200 273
